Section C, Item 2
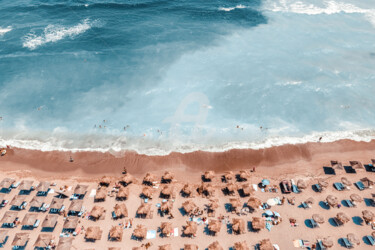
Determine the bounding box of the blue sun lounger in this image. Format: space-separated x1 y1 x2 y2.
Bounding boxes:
366 235 375 246
344 200 354 207
332 217 343 227
355 181 365 190
309 219 318 228
334 182 344 191
301 202 308 209
342 238 353 248
313 184 322 192
317 240 326 250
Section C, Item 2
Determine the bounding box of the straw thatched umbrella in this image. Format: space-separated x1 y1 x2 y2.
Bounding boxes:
347 233 360 246
34 234 54 248
232 218 246 234
305 197 314 205
223 171 234 182
182 200 198 215
160 200 173 214
57 237 73 250
161 171 174 183
116 186 129 200
159 244 172 250
251 217 265 230
350 194 362 203
160 222 173 237
114 203 128 218
238 170 250 181
90 206 105 220
331 160 343 170
229 198 242 213
184 244 198 250
94 188 107 201
109 226 123 241
183 221 197 237
207 199 219 215
143 173 157 185
208 220 221 235
336 212 350 224
223 182 238 195
318 179 329 188
362 210 374 223
341 177 352 186
259 239 273 250
203 171 215 182
322 236 334 248
372 231 375 238
99 176 111 186
137 203 152 218
240 184 254 197
247 197 262 211
133 224 147 240
234 241 249 250
198 183 215 197
350 161 364 170
360 177 374 188
121 173 134 186
208 241 223 250
181 184 195 197
85 226 102 241
160 185 174 199
326 195 338 207
297 179 307 189
141 186 154 199
312 214 324 224
12 233 29 247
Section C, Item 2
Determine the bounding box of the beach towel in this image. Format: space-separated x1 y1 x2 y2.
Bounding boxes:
266 222 272 231
173 227 179 237
48 189 55 194
89 189 96 197
146 230 157 239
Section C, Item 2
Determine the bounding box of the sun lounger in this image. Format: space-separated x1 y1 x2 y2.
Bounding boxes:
355 181 365 190
112 211 117 219
344 200 354 207
317 240 326 250
301 202 308 209
309 219 318 228
342 238 353 248
313 184 322 192
33 219 40 228
366 235 375 246
332 217 343 227
292 185 300 193
334 182 344 191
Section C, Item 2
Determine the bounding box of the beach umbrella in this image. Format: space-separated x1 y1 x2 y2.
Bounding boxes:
159 244 172 250
234 241 249 250
341 177 352 186
372 231 375 238
347 233 360 245
318 179 329 188
208 241 223 250
305 197 314 205
259 239 273 250
350 194 362 203
326 195 338 207
297 179 307 189
336 212 350 224
266 198 277 206
264 210 273 216
247 197 262 209
362 210 374 222
312 214 324 224
261 179 270 186
322 237 334 248
184 244 199 250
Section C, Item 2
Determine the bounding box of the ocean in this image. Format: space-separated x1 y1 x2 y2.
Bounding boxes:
1 0 375 155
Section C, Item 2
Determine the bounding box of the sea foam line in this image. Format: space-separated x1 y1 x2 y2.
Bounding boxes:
265 0 375 27
0 27 12 36
219 5 246 12
22 19 95 50
1 128 375 156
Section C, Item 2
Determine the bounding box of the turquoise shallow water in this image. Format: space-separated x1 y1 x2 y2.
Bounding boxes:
1 0 375 154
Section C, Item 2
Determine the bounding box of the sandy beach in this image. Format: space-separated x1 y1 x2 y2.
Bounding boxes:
0 139 374 249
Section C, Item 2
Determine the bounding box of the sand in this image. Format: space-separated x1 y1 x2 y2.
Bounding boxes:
0 139 374 249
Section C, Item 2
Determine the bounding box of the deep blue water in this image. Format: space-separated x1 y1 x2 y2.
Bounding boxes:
1 0 375 154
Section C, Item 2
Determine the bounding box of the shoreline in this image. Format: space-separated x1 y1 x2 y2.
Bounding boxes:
1 139 374 179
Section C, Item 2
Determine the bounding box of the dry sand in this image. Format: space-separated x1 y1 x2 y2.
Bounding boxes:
0 139 374 249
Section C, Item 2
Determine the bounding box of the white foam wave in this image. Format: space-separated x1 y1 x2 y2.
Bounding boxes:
22 19 95 50
219 5 246 12
1 128 374 156
264 0 375 27
0 27 12 35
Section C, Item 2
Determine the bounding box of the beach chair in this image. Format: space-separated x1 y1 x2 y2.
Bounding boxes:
313 184 322 192
309 219 318 228
33 219 40 228
345 200 354 207
292 185 300 193
317 240 326 250
332 217 343 227
112 211 117 219
300 202 308 209
333 182 344 191
342 238 353 248
366 235 375 246
355 181 365 190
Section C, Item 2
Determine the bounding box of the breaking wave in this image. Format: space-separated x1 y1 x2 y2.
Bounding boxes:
22 19 96 50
